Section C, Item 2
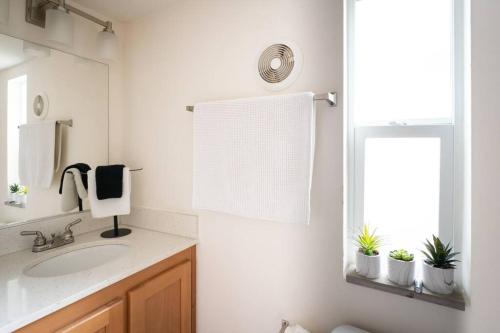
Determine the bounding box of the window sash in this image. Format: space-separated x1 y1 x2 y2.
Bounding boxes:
353 125 454 243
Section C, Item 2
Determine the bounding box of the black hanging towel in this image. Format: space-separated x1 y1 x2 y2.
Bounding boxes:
95 164 125 200
59 163 91 194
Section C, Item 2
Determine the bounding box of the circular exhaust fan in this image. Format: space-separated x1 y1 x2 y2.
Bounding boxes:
257 42 302 90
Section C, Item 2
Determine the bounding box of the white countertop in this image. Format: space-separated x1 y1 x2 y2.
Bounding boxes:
0 226 197 332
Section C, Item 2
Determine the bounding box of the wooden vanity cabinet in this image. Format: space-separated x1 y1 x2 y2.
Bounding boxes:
16 246 196 333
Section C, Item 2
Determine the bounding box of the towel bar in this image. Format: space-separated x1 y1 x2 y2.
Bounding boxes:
185 91 337 112
80 168 143 175
17 119 73 128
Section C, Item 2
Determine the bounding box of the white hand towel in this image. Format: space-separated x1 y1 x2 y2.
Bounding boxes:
193 92 315 224
68 168 88 199
87 167 131 218
61 172 78 212
18 121 56 189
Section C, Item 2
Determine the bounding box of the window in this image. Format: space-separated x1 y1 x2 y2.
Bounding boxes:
346 0 465 277
7 75 27 186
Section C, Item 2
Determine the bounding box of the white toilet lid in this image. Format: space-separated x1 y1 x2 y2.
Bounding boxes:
331 325 371 333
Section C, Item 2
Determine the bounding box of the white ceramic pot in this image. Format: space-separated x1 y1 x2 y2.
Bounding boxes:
356 251 380 279
387 256 415 286
17 194 26 205
422 262 454 294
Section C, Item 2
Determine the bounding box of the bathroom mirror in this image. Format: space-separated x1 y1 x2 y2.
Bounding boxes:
0 33 108 227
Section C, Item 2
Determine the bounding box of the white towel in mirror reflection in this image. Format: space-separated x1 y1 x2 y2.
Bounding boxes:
18 120 60 189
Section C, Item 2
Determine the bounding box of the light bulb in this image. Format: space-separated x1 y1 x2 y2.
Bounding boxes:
45 6 73 47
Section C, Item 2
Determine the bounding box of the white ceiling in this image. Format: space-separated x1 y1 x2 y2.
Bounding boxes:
72 0 178 22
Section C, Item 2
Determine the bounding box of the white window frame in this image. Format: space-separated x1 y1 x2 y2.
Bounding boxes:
344 0 466 272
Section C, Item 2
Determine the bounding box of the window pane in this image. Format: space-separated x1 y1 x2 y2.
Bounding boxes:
363 138 441 255
7 75 27 185
354 0 453 123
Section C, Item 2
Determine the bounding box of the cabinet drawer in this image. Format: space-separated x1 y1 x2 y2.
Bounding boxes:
55 298 124 333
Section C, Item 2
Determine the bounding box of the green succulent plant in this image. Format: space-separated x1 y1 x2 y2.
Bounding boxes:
355 225 382 256
389 249 414 262
422 235 460 269
9 183 19 194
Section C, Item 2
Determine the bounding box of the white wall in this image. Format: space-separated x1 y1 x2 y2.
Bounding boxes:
122 1 466 332
463 0 500 331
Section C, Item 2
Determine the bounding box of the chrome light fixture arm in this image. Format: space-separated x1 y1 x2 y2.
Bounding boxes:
26 0 114 33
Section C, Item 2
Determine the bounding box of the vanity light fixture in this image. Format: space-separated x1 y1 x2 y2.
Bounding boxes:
45 0 73 46
0 0 9 24
96 22 118 61
25 0 118 60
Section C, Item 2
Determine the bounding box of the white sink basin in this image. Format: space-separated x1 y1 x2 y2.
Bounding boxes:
24 244 130 278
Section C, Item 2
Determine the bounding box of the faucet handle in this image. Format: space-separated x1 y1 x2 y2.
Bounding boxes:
64 218 82 234
20 231 47 246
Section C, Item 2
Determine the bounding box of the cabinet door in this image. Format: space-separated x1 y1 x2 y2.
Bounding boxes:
55 298 124 333
128 261 192 333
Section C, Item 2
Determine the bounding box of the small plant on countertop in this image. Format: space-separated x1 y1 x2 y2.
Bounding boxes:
9 183 19 194
422 235 460 269
389 249 414 262
355 224 382 256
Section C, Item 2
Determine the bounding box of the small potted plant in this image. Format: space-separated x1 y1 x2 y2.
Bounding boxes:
8 183 20 202
421 235 460 294
355 225 382 279
388 249 415 286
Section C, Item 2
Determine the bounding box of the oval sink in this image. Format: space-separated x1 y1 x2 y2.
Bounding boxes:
24 244 129 278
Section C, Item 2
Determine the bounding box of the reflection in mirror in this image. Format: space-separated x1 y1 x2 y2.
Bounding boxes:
0 33 108 227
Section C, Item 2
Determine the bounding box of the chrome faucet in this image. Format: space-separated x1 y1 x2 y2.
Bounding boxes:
20 218 82 253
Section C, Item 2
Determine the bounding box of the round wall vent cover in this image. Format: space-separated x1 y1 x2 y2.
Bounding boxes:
257 42 302 91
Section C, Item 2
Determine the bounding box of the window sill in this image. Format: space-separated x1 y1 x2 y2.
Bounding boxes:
345 265 465 311
4 200 25 208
